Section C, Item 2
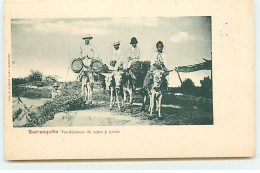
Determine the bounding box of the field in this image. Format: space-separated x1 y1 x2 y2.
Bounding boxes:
13 82 213 127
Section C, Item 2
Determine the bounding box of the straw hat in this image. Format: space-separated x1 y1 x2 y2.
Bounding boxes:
82 34 93 40
113 41 120 46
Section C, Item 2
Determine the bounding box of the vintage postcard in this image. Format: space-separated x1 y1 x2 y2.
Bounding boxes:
4 0 255 160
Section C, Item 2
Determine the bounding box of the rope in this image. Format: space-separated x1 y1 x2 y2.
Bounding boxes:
65 63 72 82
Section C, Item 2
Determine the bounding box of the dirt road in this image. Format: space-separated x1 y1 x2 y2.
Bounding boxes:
42 99 212 127
43 109 150 127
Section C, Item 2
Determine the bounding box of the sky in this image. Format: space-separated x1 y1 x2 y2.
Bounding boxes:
11 17 212 87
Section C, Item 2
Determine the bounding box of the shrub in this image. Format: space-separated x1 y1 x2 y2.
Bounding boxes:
181 78 196 95
200 77 212 98
12 77 29 85
28 70 43 82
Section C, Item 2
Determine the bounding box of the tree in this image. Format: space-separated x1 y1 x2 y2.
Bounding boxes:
28 70 43 82
181 78 195 94
200 77 212 98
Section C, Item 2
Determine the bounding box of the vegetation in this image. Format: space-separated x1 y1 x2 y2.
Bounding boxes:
12 70 59 98
14 82 86 127
181 78 196 95
12 70 213 127
200 77 212 98
28 70 43 82
12 87 52 98
178 77 212 98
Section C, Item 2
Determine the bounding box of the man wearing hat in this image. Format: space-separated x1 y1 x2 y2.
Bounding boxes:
123 37 140 89
80 34 99 64
78 34 99 82
125 37 140 69
109 41 124 71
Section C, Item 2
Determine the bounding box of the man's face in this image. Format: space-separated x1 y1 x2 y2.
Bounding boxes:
114 44 119 50
157 44 163 52
131 43 137 48
84 39 90 45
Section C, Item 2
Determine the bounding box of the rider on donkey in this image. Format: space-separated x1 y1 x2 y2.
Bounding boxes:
78 34 99 82
124 37 141 90
145 41 169 91
109 41 124 71
150 41 168 72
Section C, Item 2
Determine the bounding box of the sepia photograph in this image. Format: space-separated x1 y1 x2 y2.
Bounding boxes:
11 17 213 127
4 0 255 161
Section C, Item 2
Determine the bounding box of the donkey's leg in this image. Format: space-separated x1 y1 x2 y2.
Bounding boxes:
129 89 133 105
115 89 121 111
112 89 116 105
148 93 151 113
121 89 126 112
84 84 88 105
149 92 154 117
141 94 146 112
81 83 85 98
81 79 86 100
129 88 133 113
86 83 91 105
156 95 159 112
110 87 113 110
89 83 93 106
158 94 162 119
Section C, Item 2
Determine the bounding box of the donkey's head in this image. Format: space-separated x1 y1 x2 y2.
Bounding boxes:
101 73 114 91
153 70 165 89
113 71 124 89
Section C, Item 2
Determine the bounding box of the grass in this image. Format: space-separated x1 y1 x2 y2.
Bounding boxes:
12 86 52 98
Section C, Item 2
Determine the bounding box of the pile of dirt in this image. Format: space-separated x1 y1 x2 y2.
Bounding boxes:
130 61 151 88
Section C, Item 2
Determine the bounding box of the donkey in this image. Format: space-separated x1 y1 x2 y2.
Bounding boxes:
101 72 117 110
81 70 94 106
102 69 134 112
142 69 168 119
120 70 134 112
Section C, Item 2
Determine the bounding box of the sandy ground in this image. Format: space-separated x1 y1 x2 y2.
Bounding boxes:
43 109 150 127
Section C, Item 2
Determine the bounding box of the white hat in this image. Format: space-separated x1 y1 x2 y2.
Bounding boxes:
82 34 93 40
113 41 120 46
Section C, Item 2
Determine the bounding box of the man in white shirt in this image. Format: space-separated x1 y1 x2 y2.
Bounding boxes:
150 41 168 72
125 37 140 69
110 41 124 71
78 34 99 82
148 41 169 90
123 37 141 89
80 34 99 66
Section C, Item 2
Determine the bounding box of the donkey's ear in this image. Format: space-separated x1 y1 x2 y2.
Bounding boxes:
165 70 174 73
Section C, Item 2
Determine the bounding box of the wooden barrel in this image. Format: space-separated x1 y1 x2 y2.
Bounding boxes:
91 60 104 73
71 58 83 73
